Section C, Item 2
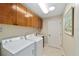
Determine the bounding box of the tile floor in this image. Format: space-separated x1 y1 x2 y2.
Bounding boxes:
43 45 65 56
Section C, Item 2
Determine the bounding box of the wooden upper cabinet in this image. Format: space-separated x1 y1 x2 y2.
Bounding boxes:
30 15 42 29
16 4 27 26
0 3 17 25
39 18 43 29
32 16 39 28
26 8 43 29
0 3 42 29
26 9 33 27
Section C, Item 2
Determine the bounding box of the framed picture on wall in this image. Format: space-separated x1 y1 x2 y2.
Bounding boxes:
64 7 74 36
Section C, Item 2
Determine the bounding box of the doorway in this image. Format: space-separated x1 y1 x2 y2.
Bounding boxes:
47 17 63 49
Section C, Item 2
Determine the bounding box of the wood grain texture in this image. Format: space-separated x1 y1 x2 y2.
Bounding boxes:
0 3 43 29
16 4 27 26
0 3 17 25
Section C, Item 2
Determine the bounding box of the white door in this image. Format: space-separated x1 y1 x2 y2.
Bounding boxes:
47 18 62 48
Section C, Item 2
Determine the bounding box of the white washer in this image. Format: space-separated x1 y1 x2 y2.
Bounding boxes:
1 36 35 56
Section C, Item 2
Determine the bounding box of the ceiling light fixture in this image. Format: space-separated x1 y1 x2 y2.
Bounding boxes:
38 3 48 14
49 6 55 11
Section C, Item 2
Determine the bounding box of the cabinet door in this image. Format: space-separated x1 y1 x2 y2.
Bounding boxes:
31 16 42 29
0 3 17 25
38 18 43 29
26 9 33 27
16 4 27 26
17 11 27 26
26 17 33 27
32 16 39 28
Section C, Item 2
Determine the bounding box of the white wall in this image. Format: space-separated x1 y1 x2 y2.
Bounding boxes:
41 16 63 45
0 24 38 41
41 18 48 44
74 3 79 55
63 4 75 55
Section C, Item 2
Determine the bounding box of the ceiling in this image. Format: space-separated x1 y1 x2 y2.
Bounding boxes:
22 3 66 19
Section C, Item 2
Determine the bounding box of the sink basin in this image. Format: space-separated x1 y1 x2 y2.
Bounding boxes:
26 34 43 42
